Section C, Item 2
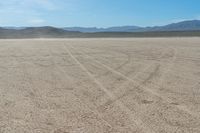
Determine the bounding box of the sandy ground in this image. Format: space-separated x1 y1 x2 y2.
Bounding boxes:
0 38 200 133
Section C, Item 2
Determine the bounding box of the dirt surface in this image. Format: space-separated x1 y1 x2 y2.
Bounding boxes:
0 38 200 133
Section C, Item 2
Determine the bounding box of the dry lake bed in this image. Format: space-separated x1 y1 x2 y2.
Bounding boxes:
0 38 200 133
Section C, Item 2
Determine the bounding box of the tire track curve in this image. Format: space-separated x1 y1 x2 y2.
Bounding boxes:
74 45 199 118
63 44 155 133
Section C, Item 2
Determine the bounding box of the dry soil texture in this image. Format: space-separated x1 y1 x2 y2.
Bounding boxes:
0 38 200 133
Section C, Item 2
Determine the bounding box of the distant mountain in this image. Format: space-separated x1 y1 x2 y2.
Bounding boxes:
63 27 100 33
1 20 200 38
63 20 200 32
2 20 200 33
63 26 141 32
137 20 200 32
0 26 81 38
105 26 141 32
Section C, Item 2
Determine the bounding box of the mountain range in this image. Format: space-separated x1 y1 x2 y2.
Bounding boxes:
2 20 200 33
1 20 200 38
63 26 141 32
62 20 200 32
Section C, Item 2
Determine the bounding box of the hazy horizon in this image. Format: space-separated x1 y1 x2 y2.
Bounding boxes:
0 0 200 27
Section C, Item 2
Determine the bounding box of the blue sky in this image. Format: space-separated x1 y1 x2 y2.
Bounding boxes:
0 0 200 27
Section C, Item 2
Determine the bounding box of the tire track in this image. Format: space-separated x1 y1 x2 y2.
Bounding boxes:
63 44 155 133
74 45 199 118
47 45 115 131
78 46 168 80
13 44 113 132
155 48 177 87
96 51 132 78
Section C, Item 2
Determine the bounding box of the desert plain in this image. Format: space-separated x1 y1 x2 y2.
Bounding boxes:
0 38 200 133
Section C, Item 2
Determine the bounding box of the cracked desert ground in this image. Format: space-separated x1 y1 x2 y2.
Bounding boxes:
0 38 200 133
